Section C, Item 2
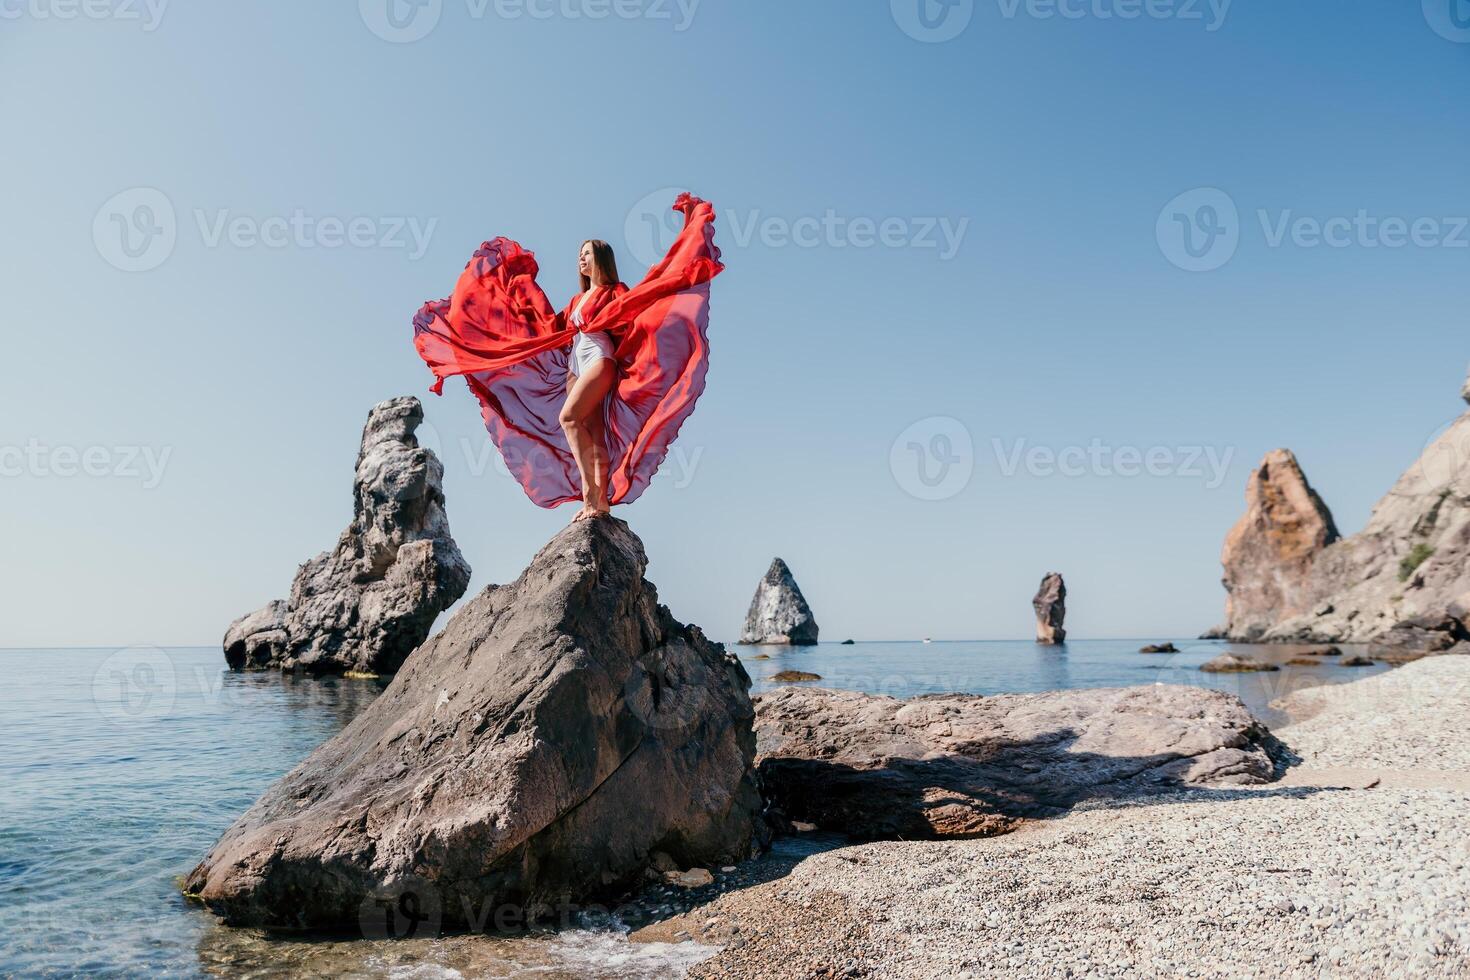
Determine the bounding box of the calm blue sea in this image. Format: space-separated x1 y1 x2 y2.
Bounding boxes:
0 640 1384 977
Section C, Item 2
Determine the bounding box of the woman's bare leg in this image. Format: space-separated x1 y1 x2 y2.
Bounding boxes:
560 358 615 520
583 396 612 516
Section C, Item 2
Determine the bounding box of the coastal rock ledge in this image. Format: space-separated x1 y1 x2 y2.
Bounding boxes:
755 684 1277 840
186 517 764 929
223 397 471 675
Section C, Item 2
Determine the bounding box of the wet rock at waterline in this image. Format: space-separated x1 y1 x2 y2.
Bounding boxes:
1140 642 1179 654
1199 654 1280 673
1367 613 1470 661
754 684 1277 841
187 517 766 930
739 558 819 645
770 671 822 683
1033 572 1067 645
222 397 471 675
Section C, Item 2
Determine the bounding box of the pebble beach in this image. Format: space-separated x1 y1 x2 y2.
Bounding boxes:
638 657 1470 979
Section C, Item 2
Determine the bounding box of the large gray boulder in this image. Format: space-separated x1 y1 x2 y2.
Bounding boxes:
223 397 471 675
186 517 765 930
1211 373 1470 645
1032 572 1066 644
738 558 818 645
755 685 1277 840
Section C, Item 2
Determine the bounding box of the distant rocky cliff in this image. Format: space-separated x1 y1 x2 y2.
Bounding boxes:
223 397 471 675
1211 372 1470 652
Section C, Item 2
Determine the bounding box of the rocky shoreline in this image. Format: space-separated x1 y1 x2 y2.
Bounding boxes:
636 656 1470 979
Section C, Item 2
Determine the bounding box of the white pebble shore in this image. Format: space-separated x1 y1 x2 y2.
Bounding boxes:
683 657 1470 979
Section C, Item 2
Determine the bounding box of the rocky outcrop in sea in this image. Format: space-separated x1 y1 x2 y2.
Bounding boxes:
738 558 818 645
754 684 1277 841
222 397 472 676
1032 572 1067 644
187 517 764 930
1210 371 1470 651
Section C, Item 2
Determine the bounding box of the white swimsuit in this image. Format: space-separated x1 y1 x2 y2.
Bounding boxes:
568 289 614 377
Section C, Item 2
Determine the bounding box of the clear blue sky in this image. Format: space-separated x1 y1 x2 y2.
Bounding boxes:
2 1 1468 647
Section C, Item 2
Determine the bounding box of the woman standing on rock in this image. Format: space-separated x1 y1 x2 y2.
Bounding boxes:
412 193 724 520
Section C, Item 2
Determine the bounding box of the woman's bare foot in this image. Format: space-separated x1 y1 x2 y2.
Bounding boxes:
571 504 597 523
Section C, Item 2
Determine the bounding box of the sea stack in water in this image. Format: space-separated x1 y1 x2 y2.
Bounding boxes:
1212 449 1339 642
222 397 471 675
739 558 819 645
186 517 765 930
1032 572 1067 644
1211 374 1470 649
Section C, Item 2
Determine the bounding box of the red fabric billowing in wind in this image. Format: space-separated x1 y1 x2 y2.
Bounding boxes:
412 193 723 508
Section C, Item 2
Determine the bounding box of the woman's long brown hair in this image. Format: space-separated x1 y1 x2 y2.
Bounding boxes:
579 239 620 292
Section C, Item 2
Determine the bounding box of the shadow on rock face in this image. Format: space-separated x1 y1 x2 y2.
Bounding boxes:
754 685 1294 841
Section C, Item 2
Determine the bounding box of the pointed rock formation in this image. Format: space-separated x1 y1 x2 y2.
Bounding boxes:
1032 572 1067 644
755 684 1277 840
187 517 765 930
738 558 819 645
1214 449 1340 641
1214 376 1470 646
222 397 472 675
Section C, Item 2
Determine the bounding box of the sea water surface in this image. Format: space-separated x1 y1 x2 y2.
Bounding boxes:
0 640 1385 977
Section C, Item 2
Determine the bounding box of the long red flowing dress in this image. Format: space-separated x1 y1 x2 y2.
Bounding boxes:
412 192 724 508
